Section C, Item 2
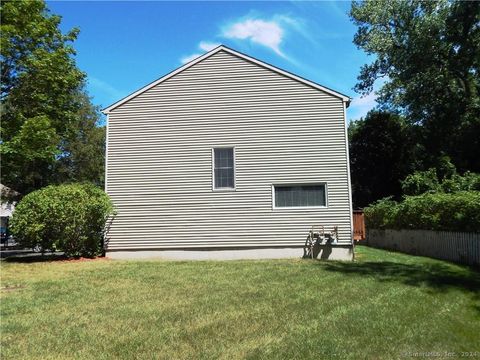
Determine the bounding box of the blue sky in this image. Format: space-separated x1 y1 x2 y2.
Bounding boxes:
48 1 377 121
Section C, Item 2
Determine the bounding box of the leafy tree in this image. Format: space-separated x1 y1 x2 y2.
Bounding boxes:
1 0 84 136
350 0 480 172
349 111 418 207
0 0 105 194
56 91 106 187
1 116 60 191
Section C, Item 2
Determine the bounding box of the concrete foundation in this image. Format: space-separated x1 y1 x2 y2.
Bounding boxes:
107 245 354 261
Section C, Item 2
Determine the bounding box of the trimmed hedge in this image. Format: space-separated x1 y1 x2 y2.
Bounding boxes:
365 191 480 232
10 183 115 257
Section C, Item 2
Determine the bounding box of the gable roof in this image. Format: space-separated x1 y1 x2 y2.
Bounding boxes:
102 45 351 114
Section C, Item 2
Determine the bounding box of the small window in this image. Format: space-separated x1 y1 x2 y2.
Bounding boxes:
274 184 326 208
213 148 234 189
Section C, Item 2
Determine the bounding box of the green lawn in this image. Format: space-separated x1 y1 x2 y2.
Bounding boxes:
1 246 479 360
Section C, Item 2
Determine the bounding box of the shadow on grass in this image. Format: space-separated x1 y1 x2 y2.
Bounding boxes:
1 251 68 263
318 259 480 304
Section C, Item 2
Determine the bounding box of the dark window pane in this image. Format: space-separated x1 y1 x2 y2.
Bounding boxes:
215 168 233 188
275 187 285 207
275 185 326 207
214 148 234 188
214 148 233 168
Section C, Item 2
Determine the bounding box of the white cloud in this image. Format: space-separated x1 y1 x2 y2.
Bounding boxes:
223 18 286 57
348 92 378 121
199 41 220 52
180 15 304 64
180 41 221 64
180 53 202 64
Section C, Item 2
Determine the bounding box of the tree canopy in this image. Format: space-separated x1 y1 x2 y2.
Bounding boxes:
1 0 105 195
349 111 418 208
350 0 480 173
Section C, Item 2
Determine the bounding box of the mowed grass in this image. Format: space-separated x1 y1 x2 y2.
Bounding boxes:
1 246 479 360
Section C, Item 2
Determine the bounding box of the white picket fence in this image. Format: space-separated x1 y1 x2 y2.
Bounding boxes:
367 229 480 267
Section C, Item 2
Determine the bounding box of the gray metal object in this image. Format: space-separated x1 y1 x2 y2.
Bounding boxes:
304 225 339 259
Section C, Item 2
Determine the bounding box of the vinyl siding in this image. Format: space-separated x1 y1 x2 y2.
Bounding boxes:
106 50 352 250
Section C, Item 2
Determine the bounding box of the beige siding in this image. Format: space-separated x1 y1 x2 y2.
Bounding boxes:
106 50 352 250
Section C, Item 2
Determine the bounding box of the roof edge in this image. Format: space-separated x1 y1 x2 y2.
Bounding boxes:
102 45 350 114
101 45 225 114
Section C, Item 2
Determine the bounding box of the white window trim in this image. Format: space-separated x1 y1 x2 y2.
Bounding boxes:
212 147 236 191
271 183 328 210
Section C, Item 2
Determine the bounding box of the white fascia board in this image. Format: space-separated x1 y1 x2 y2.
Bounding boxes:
342 102 354 245
102 45 351 114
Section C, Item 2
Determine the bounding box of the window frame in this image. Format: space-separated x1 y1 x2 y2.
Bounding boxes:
212 146 236 191
271 183 328 210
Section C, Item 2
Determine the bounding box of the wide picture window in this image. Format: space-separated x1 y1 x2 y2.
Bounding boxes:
274 185 326 207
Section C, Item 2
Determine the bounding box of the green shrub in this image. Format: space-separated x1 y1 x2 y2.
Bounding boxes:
364 197 399 229
401 169 440 196
365 191 480 232
401 168 480 196
10 183 115 257
441 172 480 193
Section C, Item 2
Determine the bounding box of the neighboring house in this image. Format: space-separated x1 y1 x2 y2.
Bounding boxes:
1 184 18 242
0 202 14 239
102 45 353 260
